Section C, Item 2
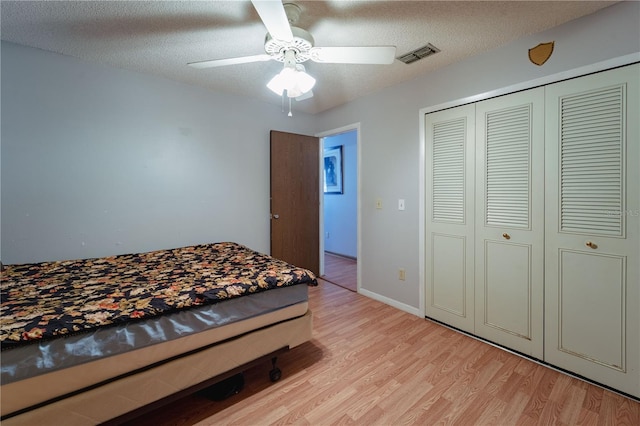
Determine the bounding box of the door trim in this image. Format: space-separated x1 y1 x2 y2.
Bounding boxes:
316 123 361 291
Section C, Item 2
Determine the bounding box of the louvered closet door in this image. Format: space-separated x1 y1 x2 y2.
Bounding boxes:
425 104 476 332
545 64 639 398
475 88 545 358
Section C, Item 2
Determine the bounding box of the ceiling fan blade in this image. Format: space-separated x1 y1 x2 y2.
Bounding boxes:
188 54 274 69
310 46 397 64
296 90 314 101
251 0 293 42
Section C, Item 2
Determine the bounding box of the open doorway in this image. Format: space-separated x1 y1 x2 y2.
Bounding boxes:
318 127 358 292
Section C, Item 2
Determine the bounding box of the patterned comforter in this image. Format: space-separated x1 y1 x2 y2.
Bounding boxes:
0 242 317 349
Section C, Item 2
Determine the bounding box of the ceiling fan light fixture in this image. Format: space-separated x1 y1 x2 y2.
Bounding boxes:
267 67 293 96
289 67 316 97
267 64 316 98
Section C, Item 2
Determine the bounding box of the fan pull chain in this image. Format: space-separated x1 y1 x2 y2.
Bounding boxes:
288 97 293 117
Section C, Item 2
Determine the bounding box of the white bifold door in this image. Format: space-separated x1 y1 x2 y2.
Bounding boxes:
425 104 476 333
544 64 639 397
425 63 639 398
474 88 545 359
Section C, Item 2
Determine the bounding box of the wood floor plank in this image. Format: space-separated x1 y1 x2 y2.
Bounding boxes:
342 363 400 422
496 390 531 425
405 395 453 425
124 280 639 426
560 384 588 426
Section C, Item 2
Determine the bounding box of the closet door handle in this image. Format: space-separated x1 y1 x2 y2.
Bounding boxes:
502 233 511 240
586 241 597 249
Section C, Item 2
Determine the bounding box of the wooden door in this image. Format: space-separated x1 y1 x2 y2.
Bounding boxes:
425 104 476 333
474 88 545 358
544 64 639 398
270 130 320 275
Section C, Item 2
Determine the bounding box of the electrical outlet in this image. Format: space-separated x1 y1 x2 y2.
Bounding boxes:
398 268 406 281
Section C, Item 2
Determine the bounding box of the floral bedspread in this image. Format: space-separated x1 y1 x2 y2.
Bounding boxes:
0 242 317 349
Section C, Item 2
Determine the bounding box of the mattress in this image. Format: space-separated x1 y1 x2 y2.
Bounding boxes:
1 242 317 349
1 284 308 385
1 293 308 417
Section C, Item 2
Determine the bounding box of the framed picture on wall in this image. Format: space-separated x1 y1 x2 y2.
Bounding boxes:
324 146 343 194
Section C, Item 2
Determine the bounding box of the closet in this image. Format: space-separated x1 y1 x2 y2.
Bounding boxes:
425 63 639 398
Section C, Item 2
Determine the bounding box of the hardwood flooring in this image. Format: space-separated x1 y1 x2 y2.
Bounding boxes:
322 252 357 292
126 280 639 426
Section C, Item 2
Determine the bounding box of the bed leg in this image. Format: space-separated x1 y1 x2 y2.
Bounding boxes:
269 356 282 382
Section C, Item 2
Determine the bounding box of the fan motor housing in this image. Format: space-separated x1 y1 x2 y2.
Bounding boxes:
264 27 314 63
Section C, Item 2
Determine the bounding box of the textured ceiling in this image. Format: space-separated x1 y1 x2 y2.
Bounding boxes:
0 1 618 114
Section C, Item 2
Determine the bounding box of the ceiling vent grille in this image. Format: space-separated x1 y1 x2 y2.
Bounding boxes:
397 43 440 64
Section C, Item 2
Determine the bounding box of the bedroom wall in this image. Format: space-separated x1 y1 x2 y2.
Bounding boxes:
323 130 357 258
2 2 638 318
0 41 317 264
315 1 640 314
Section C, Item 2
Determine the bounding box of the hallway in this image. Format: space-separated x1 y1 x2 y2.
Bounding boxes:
322 252 356 292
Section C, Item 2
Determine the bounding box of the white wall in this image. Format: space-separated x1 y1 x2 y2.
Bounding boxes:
315 1 640 314
0 41 316 264
2 2 638 316
323 130 357 258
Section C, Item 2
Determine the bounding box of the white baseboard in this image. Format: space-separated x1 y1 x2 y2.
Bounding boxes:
358 288 422 317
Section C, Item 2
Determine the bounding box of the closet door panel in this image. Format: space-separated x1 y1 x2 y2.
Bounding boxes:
483 240 531 339
475 87 545 358
425 104 475 332
431 234 467 316
558 250 626 370
545 64 639 398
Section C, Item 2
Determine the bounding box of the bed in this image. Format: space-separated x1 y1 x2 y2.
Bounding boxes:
0 242 317 425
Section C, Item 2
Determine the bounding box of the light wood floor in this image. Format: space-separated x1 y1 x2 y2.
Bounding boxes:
126 280 639 426
322 252 357 292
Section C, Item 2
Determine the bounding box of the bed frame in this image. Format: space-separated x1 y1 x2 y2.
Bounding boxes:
2 310 312 425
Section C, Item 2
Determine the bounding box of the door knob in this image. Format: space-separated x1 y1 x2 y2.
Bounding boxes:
272 214 280 219
586 241 597 249
502 233 511 240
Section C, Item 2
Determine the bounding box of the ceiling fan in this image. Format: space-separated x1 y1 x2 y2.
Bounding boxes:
187 0 396 110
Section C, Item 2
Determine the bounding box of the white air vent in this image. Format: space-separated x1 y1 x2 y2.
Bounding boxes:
397 43 440 64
